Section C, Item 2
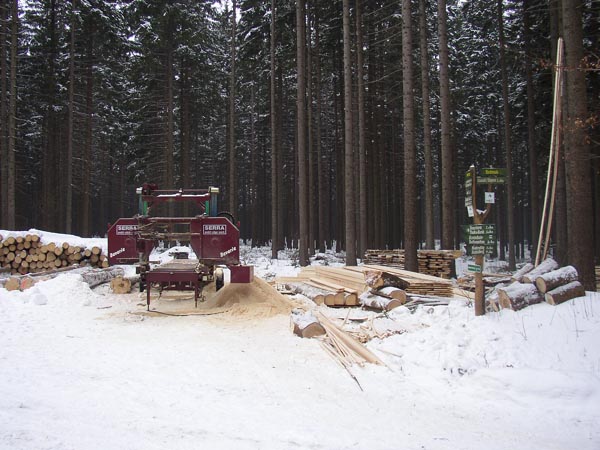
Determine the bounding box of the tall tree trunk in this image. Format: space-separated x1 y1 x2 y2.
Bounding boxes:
523 0 539 255
0 1 7 227
402 0 418 271
438 0 454 249
181 62 191 215
6 0 17 229
270 0 279 258
419 0 434 249
356 0 367 259
342 0 356 265
42 0 58 231
561 0 595 289
297 0 309 266
250 82 258 244
81 28 93 237
66 0 76 234
228 0 237 217
315 8 326 252
164 17 175 217
307 3 315 255
498 0 516 270
549 0 568 266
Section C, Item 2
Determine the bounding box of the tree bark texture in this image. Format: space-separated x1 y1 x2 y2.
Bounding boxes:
561 0 595 290
498 0 516 270
402 0 418 272
342 0 357 266
297 0 309 266
228 0 237 217
438 0 454 249
419 0 435 250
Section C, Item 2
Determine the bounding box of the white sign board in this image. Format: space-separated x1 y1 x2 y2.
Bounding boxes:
466 205 474 217
485 192 495 204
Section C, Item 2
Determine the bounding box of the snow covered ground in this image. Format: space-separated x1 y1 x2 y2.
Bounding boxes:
1 230 599 450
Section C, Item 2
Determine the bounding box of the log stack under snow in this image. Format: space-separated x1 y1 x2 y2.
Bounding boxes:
496 258 586 311
0 233 109 276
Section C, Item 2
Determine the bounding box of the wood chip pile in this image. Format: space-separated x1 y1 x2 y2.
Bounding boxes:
0 233 108 276
363 249 462 278
489 258 586 311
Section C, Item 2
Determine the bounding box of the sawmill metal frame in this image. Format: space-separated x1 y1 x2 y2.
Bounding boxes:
107 184 253 310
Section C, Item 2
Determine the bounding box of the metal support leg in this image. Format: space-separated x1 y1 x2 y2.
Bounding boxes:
147 284 150 311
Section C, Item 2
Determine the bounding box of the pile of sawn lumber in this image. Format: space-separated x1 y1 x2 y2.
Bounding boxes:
0 233 108 276
277 264 454 309
490 258 586 311
363 249 462 278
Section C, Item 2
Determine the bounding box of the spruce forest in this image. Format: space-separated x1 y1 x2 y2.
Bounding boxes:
0 0 598 288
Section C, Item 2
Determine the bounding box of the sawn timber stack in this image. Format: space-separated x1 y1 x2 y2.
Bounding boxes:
363 249 461 278
276 264 454 307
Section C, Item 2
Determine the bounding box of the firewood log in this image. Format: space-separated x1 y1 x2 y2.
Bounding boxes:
497 282 543 311
80 267 124 288
359 291 403 311
291 310 326 338
535 266 579 294
545 281 585 305
4 277 20 291
521 258 559 284
110 275 139 294
363 269 410 290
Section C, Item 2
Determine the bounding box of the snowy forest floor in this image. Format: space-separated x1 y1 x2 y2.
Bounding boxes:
0 230 599 450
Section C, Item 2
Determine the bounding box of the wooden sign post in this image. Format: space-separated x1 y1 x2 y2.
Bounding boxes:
465 165 493 316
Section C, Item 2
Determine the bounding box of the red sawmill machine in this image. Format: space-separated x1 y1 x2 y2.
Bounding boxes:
107 184 253 310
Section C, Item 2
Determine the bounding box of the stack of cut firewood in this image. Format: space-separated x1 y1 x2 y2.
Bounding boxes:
0 233 108 276
363 249 462 278
491 258 586 311
276 264 454 311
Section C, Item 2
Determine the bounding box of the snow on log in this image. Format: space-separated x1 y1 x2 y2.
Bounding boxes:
378 286 407 304
535 266 579 294
363 270 410 290
497 282 544 311
80 267 124 288
521 258 559 284
287 282 340 306
359 291 403 311
545 281 585 306
290 310 326 338
511 263 534 282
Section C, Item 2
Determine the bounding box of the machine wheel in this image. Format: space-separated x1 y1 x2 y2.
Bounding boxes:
217 211 236 225
215 268 224 292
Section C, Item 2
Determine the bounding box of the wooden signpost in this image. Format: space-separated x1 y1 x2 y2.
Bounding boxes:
464 165 505 316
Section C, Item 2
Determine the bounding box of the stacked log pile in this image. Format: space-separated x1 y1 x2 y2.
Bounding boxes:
363 249 462 278
276 264 454 310
0 233 108 276
494 258 586 311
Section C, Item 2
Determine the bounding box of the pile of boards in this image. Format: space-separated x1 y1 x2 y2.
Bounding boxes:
277 264 454 311
490 258 586 311
0 233 109 276
363 249 462 278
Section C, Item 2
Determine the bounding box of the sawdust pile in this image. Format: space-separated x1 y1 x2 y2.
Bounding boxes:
204 277 293 318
